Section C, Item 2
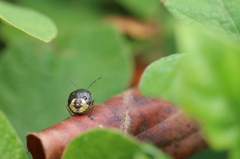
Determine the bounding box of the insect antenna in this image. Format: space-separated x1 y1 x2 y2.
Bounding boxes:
65 77 79 88
87 77 102 90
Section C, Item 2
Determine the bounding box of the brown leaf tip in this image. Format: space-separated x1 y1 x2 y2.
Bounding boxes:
27 134 45 159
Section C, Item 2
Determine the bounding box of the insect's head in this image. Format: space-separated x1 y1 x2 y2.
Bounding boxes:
68 89 93 114
66 77 101 114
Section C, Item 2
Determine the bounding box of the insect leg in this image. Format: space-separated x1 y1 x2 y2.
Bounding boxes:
87 102 94 120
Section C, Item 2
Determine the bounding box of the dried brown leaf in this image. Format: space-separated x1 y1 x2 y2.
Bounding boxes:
27 88 207 159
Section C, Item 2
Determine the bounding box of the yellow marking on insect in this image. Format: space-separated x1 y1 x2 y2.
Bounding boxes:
69 98 90 114
80 101 89 112
69 99 75 112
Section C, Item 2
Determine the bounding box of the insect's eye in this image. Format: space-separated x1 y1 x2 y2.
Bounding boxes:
83 96 87 100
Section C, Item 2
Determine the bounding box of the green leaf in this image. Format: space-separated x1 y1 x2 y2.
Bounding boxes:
163 0 240 40
139 53 183 100
62 128 170 159
0 111 27 159
140 24 240 159
0 24 132 145
0 1 57 42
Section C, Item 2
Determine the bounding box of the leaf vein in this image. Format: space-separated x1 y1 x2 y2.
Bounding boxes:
218 0 240 35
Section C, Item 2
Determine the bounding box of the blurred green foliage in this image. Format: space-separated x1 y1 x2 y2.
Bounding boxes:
140 26 239 158
140 0 240 159
190 148 227 159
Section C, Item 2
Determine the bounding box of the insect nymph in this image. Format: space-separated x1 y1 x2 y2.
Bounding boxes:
66 77 101 116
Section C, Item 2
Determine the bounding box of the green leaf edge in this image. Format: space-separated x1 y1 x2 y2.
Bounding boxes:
0 1 57 43
139 53 184 98
0 110 27 159
62 128 170 159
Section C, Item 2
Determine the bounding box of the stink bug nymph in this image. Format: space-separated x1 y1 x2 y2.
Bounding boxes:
66 77 101 116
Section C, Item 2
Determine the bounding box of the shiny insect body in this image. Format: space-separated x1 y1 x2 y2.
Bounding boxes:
66 77 101 116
